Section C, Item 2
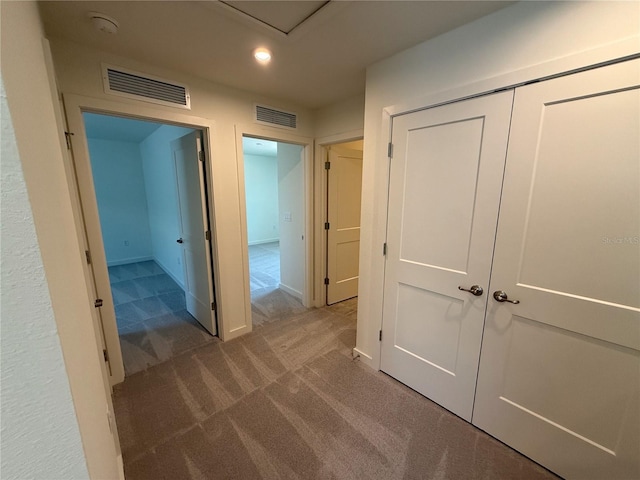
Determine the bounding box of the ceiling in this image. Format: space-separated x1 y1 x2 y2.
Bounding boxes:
38 1 513 110
243 136 278 157
83 112 164 142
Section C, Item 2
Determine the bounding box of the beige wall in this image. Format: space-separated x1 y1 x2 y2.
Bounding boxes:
314 94 365 139
356 0 640 367
49 38 317 341
0 2 121 478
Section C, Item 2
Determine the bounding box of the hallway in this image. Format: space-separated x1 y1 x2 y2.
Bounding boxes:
112 297 557 480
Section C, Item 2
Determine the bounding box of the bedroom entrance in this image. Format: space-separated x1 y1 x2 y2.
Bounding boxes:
80 112 218 376
241 135 308 326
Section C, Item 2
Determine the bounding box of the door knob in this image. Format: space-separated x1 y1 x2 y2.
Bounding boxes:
176 238 184 244
458 285 483 296
493 290 520 304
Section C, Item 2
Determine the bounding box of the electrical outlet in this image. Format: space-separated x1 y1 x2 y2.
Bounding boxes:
283 212 292 222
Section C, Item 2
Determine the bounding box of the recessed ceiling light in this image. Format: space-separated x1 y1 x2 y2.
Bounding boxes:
253 48 272 64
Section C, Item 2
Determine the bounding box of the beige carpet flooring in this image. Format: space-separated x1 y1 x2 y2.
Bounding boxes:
113 297 558 480
108 261 215 376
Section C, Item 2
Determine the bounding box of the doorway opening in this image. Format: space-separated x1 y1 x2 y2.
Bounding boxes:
241 135 307 326
83 112 218 376
324 139 363 306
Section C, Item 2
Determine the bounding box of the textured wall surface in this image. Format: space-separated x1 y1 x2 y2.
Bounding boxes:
0 78 89 479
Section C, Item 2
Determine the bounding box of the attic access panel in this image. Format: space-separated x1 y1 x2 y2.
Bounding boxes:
220 1 330 34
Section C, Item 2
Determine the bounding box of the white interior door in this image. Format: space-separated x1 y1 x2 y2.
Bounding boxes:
326 145 363 305
472 59 640 480
172 131 217 335
380 91 514 420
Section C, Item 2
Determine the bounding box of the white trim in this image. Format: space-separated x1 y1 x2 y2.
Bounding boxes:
353 348 374 368
248 238 280 246
63 93 223 384
279 283 303 300
235 123 314 320
385 36 639 118
314 129 364 307
106 256 153 267
153 257 185 291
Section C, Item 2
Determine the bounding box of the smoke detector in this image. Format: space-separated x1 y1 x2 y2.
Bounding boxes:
88 12 119 35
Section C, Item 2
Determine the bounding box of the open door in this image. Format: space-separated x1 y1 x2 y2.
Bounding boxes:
326 145 363 305
171 131 217 335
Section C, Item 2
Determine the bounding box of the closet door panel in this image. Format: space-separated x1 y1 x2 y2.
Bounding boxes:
473 58 640 480
380 91 514 421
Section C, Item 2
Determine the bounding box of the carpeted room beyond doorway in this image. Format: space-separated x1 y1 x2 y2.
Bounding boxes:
112 296 558 480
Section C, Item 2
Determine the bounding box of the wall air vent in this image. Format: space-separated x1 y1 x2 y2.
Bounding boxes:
102 65 191 109
255 104 297 129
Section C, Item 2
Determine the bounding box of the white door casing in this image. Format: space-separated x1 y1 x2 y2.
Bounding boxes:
380 91 514 421
472 59 640 480
327 145 363 305
172 131 217 335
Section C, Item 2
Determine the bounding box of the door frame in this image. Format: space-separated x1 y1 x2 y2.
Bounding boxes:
357 41 640 371
314 130 364 307
64 93 221 385
235 124 314 320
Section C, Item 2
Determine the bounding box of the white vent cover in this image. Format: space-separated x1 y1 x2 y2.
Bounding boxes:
102 65 191 109
255 104 297 129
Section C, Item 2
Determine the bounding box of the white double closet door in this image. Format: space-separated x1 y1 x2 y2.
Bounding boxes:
381 58 639 480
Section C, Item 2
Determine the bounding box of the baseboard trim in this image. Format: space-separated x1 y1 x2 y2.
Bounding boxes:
152 258 185 291
353 348 376 370
279 282 302 300
248 238 280 246
107 256 153 267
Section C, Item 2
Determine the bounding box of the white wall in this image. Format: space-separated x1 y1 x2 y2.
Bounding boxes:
277 143 305 298
244 153 279 245
356 0 640 366
1 76 89 480
87 137 153 266
49 38 315 339
140 125 194 287
0 2 121 477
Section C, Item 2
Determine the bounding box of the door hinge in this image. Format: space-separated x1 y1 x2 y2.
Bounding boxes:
387 142 393 158
205 230 211 241
64 131 74 150
324 222 330 230
199 150 205 162
211 301 216 311
383 243 387 256
103 349 109 362
324 277 329 285
94 298 103 308
85 250 92 264
325 161 331 170
379 330 383 341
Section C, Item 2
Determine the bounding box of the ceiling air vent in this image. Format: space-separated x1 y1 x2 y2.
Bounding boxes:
102 65 191 110
255 104 297 129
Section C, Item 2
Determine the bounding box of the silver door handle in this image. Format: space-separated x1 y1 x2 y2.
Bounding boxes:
493 290 520 304
176 238 184 244
458 285 483 296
